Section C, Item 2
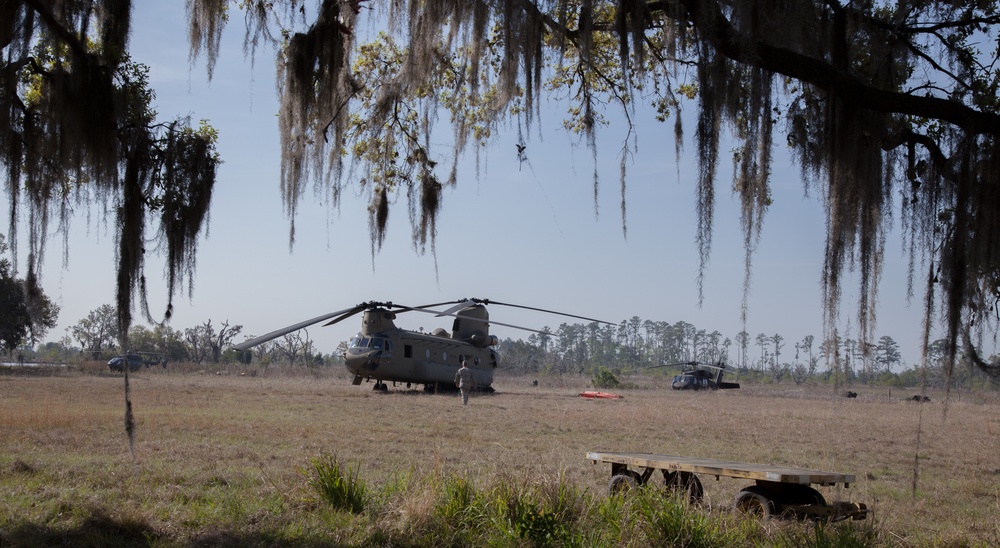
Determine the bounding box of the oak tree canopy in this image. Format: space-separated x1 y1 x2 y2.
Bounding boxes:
3 1 999 374
2 0 220 347
0 233 58 352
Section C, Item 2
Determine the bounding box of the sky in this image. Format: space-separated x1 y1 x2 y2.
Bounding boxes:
6 3 945 366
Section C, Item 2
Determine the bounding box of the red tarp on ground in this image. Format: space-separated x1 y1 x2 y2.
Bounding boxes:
579 391 623 399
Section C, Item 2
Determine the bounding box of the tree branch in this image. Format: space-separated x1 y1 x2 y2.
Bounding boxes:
22 0 90 62
679 0 1000 136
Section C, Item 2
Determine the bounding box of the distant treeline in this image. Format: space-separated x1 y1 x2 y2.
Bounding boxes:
12 307 1000 390
18 304 340 368
494 318 1000 390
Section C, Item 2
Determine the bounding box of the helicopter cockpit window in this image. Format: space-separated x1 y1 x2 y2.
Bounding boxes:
351 337 382 349
356 337 392 351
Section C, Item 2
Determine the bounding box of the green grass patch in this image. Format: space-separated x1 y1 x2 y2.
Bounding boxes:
307 454 367 514
2 373 996 545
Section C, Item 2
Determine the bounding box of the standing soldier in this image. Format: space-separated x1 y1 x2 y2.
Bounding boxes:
455 357 476 405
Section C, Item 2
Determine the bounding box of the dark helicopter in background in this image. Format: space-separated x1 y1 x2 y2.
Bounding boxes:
670 362 740 391
233 298 611 393
623 360 741 391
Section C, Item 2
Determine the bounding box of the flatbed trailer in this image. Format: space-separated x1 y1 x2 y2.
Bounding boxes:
587 451 868 521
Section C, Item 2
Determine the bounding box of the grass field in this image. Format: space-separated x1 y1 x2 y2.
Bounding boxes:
1 364 998 546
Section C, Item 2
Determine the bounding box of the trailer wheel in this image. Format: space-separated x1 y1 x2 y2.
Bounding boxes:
608 472 640 495
734 486 775 518
664 471 704 504
764 483 826 519
780 484 826 506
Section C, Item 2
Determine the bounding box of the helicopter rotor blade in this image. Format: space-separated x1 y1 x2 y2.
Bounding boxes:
483 299 614 325
434 299 477 317
623 361 732 375
233 304 368 351
321 303 375 327
621 361 700 374
695 364 730 372
650 361 701 370
435 298 613 325
398 302 552 335
410 300 466 311
481 318 551 335
390 303 461 317
383 303 487 325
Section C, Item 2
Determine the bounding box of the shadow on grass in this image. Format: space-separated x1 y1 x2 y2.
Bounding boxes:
1 512 347 548
0 365 72 378
2 511 159 547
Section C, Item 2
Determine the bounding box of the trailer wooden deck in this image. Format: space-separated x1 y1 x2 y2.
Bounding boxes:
587 451 868 521
587 452 855 486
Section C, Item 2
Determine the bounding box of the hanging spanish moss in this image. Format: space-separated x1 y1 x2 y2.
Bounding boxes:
3 0 219 344
369 185 389 254
158 122 218 314
266 0 551 252
6 3 1000 399
276 0 359 248
213 0 1000 381
186 0 226 78
3 1 220 464
417 171 442 251
819 99 888 357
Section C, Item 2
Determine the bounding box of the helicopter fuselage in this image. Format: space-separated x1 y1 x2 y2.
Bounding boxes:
671 367 740 390
234 299 607 394
345 329 497 388
343 306 498 391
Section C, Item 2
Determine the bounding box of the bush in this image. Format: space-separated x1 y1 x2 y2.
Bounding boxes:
592 367 621 389
491 478 570 545
508 500 566 544
435 475 484 529
633 489 736 547
308 454 367 514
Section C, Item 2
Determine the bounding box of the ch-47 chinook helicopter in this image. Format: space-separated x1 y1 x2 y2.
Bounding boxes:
233 298 611 393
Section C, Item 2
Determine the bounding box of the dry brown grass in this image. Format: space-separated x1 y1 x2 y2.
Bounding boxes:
1 365 999 545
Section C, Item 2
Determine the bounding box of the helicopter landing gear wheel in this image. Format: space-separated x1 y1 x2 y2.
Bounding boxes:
373 381 388 392
608 472 641 496
734 486 776 518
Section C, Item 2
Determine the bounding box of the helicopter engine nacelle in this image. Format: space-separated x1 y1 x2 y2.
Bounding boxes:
470 333 499 348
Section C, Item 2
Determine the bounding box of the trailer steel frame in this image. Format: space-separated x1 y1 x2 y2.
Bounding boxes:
587 451 868 521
